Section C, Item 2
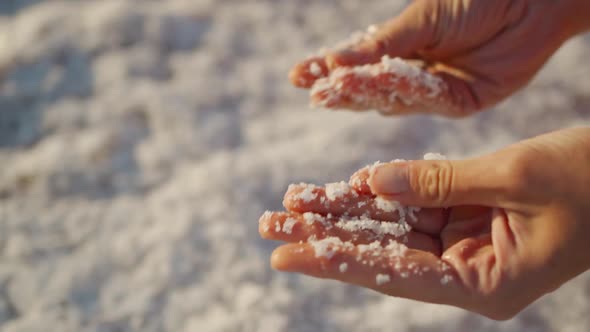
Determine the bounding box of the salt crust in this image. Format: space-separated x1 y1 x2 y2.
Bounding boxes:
335 216 410 238
325 181 354 201
297 183 318 203
282 217 297 234
310 55 445 111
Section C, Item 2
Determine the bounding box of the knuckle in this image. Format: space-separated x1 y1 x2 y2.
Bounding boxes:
411 161 454 204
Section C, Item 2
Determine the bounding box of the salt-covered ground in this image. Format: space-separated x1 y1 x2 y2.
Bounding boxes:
1 0 590 331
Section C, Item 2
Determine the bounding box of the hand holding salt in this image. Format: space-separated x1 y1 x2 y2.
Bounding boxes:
260 127 590 320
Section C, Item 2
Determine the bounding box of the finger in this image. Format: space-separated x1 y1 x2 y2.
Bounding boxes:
327 2 434 68
259 211 442 255
368 156 511 208
310 57 460 116
284 183 446 235
289 57 329 88
349 165 373 195
271 241 465 305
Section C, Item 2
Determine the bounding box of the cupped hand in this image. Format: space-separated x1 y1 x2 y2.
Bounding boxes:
291 0 582 117
260 127 590 319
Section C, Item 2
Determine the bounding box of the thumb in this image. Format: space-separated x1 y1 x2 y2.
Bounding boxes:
368 158 508 208
327 3 434 68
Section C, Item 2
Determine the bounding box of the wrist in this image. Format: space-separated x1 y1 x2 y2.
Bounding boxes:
555 0 590 37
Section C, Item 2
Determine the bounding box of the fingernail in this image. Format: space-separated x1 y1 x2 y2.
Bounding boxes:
369 163 410 195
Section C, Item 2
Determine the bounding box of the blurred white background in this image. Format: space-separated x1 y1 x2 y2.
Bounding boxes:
1 0 590 331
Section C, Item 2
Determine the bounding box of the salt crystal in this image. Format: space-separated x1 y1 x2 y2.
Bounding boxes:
424 153 447 161
339 263 348 273
376 274 391 285
335 216 411 238
375 197 403 216
309 62 322 77
325 182 352 201
298 184 318 203
275 221 281 232
441 275 453 285
310 237 353 259
282 218 297 234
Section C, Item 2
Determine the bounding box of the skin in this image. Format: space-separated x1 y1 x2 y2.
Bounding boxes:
261 0 590 320
290 0 590 117
261 127 590 320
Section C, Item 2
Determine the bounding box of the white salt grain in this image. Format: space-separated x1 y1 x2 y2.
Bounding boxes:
441 275 453 285
335 216 411 238
376 274 391 286
310 237 353 259
325 182 352 201
309 62 322 77
275 221 281 232
375 197 403 215
298 184 318 203
282 218 297 234
424 153 447 161
339 263 348 273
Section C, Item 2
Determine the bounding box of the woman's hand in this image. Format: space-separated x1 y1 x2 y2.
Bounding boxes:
260 127 590 320
291 0 587 117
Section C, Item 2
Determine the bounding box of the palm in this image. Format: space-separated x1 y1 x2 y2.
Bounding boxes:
259 182 512 312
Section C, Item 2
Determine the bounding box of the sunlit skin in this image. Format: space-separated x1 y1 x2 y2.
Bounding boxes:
260 127 590 320
262 0 590 320
290 0 590 117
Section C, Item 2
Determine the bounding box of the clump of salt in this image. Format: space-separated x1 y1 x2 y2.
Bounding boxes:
309 62 322 77
297 184 318 203
282 217 297 234
335 216 411 238
441 275 453 285
310 55 446 113
423 153 447 161
374 196 403 214
325 181 354 201
376 273 391 286
339 263 348 273
309 237 354 259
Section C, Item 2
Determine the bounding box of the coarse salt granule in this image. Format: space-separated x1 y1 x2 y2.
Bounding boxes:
374 197 403 214
282 217 297 234
310 237 354 259
339 263 348 273
309 62 322 77
441 275 453 285
298 184 318 203
325 181 352 201
335 216 411 238
384 240 409 257
423 153 447 161
376 273 391 285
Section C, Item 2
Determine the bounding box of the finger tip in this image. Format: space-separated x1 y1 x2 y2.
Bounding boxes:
271 246 292 271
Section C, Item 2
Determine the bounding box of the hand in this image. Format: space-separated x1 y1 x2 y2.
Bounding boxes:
291 0 586 117
260 127 590 319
